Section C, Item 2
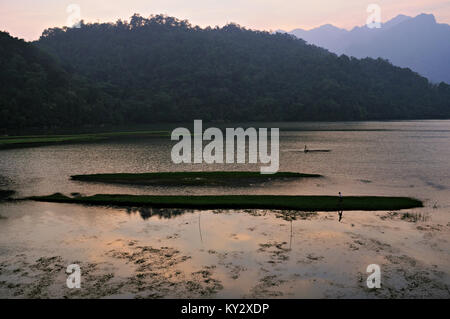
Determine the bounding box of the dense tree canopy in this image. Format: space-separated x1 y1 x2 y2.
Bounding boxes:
0 31 121 132
1 14 450 132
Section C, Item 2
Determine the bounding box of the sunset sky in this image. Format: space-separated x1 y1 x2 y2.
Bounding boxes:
1 0 449 41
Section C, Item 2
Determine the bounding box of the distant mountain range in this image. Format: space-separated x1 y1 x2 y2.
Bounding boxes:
280 14 450 84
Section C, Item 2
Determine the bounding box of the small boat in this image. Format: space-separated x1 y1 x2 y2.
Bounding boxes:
283 149 331 153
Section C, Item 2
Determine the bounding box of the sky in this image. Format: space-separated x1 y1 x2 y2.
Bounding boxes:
1 0 450 41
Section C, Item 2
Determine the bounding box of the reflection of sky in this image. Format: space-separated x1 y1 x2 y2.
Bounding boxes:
1 199 448 297
1 0 449 40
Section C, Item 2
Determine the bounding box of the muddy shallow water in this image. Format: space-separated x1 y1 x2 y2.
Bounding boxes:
0 120 449 298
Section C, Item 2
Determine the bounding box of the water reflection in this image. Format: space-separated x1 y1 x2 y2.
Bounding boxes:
125 206 348 225
289 220 293 250
198 212 203 244
125 207 196 220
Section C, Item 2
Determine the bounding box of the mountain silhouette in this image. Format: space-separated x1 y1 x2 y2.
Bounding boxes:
284 14 450 84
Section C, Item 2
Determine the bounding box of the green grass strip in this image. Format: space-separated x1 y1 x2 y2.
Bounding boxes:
70 171 321 186
28 193 423 211
0 130 170 149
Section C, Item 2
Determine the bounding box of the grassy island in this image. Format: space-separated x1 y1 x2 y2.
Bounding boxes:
28 193 423 211
70 171 322 186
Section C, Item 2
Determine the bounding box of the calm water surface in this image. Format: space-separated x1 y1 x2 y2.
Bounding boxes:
0 120 449 298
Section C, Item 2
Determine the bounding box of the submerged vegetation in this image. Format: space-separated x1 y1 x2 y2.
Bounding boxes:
28 193 423 211
70 171 322 186
401 212 430 222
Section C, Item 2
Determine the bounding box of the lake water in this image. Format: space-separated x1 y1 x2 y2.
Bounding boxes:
0 120 449 298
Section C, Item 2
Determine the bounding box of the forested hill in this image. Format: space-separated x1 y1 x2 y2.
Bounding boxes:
2 14 450 132
36 15 450 123
0 31 122 131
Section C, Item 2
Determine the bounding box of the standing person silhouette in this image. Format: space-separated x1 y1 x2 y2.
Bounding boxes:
338 192 343 222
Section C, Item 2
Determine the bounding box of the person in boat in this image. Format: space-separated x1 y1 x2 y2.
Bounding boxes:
304 145 309 153
338 192 343 222
338 192 343 207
